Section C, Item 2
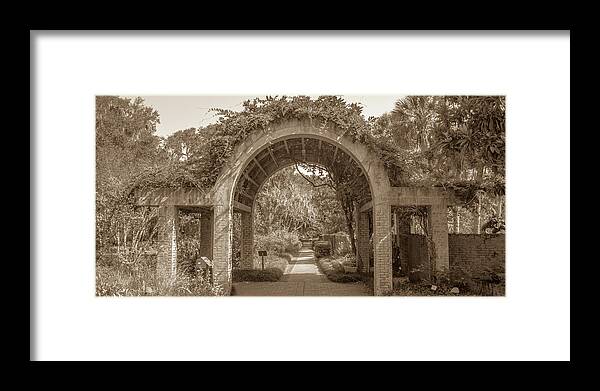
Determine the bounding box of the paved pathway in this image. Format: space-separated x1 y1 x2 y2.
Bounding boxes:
232 245 371 296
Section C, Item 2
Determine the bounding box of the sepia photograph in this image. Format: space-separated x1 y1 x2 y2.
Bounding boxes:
96 95 505 297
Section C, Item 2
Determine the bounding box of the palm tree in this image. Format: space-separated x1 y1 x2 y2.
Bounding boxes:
390 96 437 152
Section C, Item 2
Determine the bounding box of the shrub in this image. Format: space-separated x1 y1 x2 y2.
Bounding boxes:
451 263 505 296
323 232 352 255
95 261 222 296
250 254 289 273
339 254 357 267
390 279 476 296
177 237 203 275
316 256 365 283
254 229 302 255
232 268 284 282
313 241 332 258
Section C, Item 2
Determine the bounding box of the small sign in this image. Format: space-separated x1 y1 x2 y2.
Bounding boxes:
199 256 213 267
258 250 267 256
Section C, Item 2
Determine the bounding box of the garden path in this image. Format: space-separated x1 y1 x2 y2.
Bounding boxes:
232 244 370 296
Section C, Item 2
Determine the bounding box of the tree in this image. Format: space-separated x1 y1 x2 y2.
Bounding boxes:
292 162 363 261
386 96 506 233
254 166 345 238
391 96 437 152
95 96 167 262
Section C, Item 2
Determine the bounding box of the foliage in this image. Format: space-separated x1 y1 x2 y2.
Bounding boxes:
316 256 365 283
176 237 203 275
387 96 506 205
313 241 332 258
96 96 169 264
254 229 302 255
96 261 221 296
232 268 284 282
256 167 316 236
481 215 506 234
295 161 362 256
339 253 357 266
96 96 164 172
320 233 352 255
103 95 505 212
136 95 410 193
252 253 290 273
389 278 477 296
452 261 505 296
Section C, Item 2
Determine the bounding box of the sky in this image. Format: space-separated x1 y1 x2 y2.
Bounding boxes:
133 95 402 138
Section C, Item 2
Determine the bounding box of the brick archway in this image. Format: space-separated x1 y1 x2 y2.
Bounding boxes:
211 119 393 295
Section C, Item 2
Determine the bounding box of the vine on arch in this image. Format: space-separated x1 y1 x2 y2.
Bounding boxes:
126 96 413 197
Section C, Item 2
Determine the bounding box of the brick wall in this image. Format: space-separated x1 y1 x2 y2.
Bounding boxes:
240 212 254 268
396 234 505 283
357 211 370 272
449 234 505 282
156 205 178 283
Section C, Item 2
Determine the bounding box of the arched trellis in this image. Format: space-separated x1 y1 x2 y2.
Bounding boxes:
135 119 453 295
211 119 393 295
233 134 377 269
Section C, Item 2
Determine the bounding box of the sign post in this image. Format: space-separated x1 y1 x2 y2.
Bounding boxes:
198 256 213 283
258 250 267 270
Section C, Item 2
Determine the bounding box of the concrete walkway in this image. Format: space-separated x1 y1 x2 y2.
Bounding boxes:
232 245 371 296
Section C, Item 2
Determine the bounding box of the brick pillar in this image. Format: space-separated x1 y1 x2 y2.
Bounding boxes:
156 205 178 285
199 210 213 259
373 201 393 295
358 211 370 273
212 204 232 294
429 200 450 278
240 211 254 269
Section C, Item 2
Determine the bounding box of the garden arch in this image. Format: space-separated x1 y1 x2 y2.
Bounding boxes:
137 119 452 295
213 119 392 295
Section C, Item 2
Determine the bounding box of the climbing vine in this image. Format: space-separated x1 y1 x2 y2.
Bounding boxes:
126 96 415 196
